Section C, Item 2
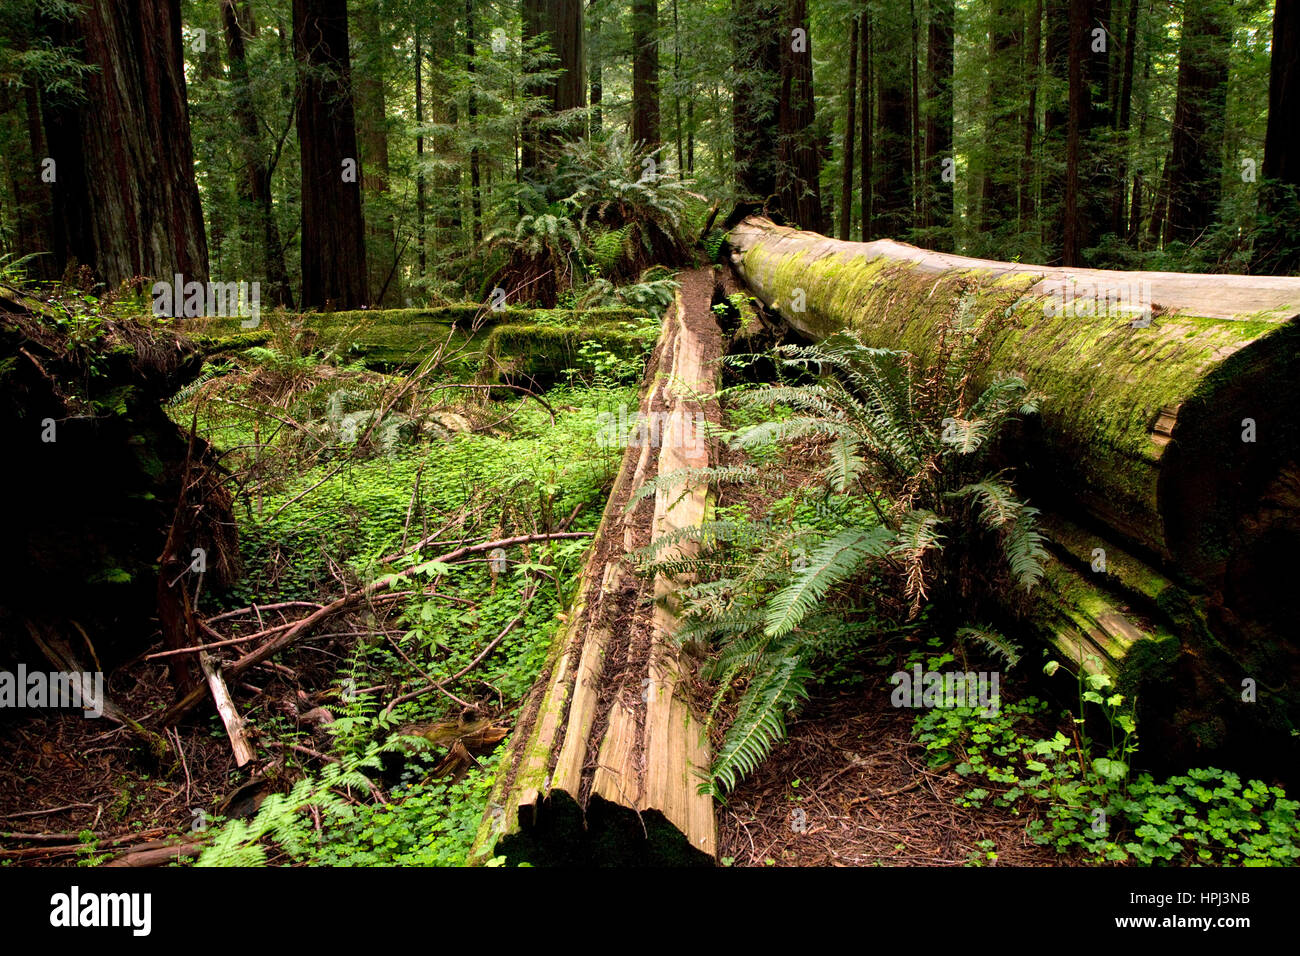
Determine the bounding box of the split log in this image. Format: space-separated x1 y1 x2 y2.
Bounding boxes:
728 216 1300 757
473 269 723 865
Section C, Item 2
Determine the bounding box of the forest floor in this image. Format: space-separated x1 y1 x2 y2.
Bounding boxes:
716 676 1060 867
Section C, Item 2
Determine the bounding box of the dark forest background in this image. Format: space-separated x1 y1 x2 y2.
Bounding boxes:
2 0 1298 313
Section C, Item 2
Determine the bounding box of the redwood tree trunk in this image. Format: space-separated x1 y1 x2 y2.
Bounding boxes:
733 0 782 201
839 14 859 241
925 0 954 249
1166 0 1229 246
859 9 872 238
872 1 912 238
40 0 208 286
522 0 585 175
631 0 660 149
221 0 292 307
354 0 396 305
1064 0 1111 265
777 0 823 232
293 0 367 310
1253 0 1300 273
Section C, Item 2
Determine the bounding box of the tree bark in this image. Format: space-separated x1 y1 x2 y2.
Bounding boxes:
732 0 782 202
589 0 603 132
776 0 823 232
632 0 660 149
522 0 585 175
354 0 396 304
1064 0 1112 265
926 0 955 249
1253 0 1300 274
872 1 912 238
728 213 1300 771
1166 0 1229 246
414 29 425 276
39 0 208 287
860 9 872 239
839 14 859 241
293 0 368 310
220 0 292 307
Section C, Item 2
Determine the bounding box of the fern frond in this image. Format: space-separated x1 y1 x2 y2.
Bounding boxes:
956 626 1022 669
949 479 1022 530
764 526 893 637
705 655 813 796
1002 504 1049 591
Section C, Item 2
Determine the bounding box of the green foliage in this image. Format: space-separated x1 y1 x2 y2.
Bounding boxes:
196 740 393 867
311 753 502 867
639 303 1044 795
914 696 1300 866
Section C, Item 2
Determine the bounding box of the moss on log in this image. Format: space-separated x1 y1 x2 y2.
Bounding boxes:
729 216 1300 758
179 306 649 369
479 320 656 387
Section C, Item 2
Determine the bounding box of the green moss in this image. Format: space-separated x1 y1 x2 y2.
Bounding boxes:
738 240 1288 566
178 305 652 370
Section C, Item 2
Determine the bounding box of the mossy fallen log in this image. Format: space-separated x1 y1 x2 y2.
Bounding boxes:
179 306 648 369
472 270 721 865
728 216 1300 757
479 320 656 388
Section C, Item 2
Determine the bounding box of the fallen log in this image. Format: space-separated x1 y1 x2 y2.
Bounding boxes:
728 217 1300 758
473 269 723 865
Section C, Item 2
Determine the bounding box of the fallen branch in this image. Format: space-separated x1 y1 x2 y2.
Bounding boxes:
200 653 255 767
158 532 592 725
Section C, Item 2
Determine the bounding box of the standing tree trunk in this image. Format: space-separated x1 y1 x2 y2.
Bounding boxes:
466 0 482 244
776 0 823 232
1043 0 1070 260
353 0 396 305
632 0 660 149
415 29 425 276
1021 0 1042 233
39 0 208 286
926 0 955 249
860 8 872 239
872 0 912 238
909 0 922 228
733 0 782 202
220 0 292 307
589 0 603 132
1112 0 1138 239
1254 0 1300 273
293 0 367 310
1166 0 1229 246
522 0 586 176
982 0 1022 235
839 14 859 241
1063 0 1111 265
